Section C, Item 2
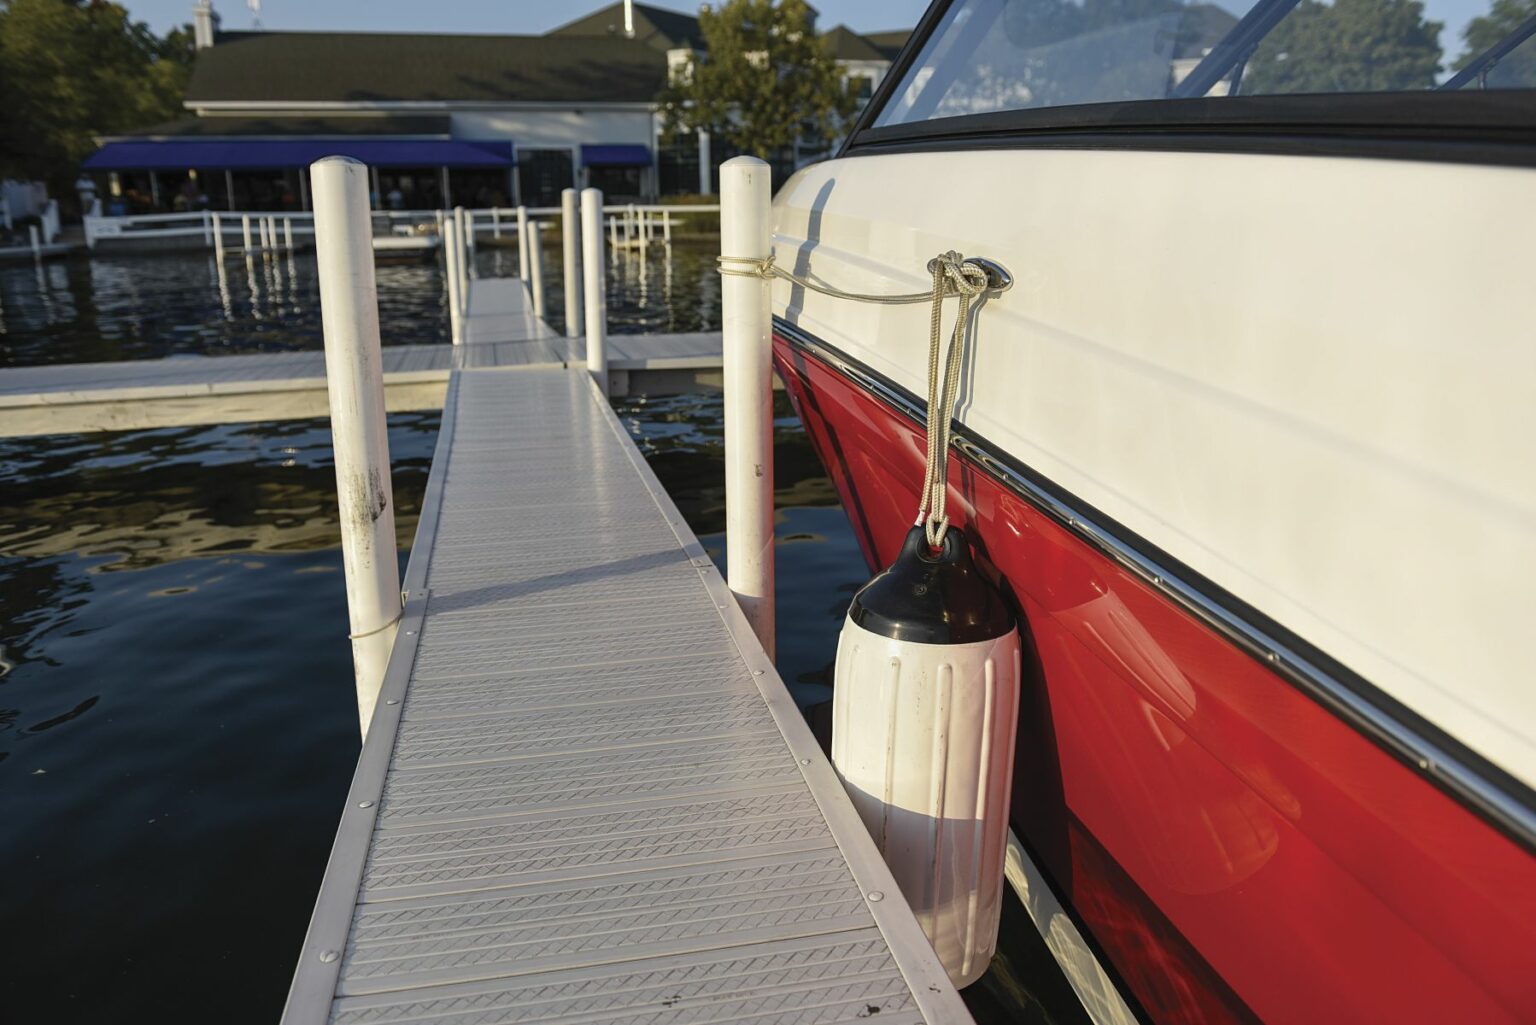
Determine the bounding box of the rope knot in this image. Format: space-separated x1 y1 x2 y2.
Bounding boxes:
928 251 991 299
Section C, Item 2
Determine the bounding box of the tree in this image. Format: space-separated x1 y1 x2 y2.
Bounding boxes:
1242 0 1443 93
657 0 857 160
1452 0 1536 86
0 0 193 191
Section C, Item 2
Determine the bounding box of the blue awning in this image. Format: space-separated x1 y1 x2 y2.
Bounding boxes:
580 144 652 167
82 138 514 171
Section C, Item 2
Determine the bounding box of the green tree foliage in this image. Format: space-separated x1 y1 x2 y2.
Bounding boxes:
0 0 193 187
1452 0 1536 85
1242 0 1443 93
657 0 858 159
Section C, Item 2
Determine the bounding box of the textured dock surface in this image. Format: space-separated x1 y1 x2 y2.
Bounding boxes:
281 366 970 1024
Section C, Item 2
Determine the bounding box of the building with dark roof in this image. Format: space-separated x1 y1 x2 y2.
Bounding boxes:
85 1 909 214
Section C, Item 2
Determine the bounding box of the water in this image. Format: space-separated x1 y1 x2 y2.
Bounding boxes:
0 242 722 367
0 247 1082 1023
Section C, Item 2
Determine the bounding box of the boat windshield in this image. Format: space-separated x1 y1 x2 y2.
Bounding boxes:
873 0 1536 126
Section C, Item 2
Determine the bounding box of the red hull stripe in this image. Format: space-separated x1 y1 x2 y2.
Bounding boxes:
774 328 1536 1025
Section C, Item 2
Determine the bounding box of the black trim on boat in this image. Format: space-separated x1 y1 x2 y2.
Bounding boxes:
844 95 1536 168
774 315 1536 855
838 0 1536 168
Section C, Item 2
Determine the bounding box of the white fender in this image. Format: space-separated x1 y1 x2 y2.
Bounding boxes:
832 616 1021 987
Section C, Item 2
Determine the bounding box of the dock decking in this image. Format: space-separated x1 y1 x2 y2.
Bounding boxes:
281 365 970 1024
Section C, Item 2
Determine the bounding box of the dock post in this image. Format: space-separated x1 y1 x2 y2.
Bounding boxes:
444 218 464 345
561 188 582 338
580 187 608 394
462 208 478 279
492 206 501 238
527 220 547 322
284 217 294 251
309 156 402 740
202 210 214 248
451 207 469 306
242 215 252 252
608 214 618 251
516 205 530 280
663 210 672 244
720 156 775 658
434 208 445 243
29 224 42 263
212 213 225 263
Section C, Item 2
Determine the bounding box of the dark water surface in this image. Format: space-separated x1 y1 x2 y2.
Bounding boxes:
0 248 1081 1023
0 242 721 367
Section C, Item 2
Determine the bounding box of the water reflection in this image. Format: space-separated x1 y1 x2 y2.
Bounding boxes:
0 238 723 369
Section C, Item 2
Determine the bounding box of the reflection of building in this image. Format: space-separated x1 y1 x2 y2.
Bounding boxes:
83 1 909 214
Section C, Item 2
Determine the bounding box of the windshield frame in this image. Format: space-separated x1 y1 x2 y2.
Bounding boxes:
841 0 1536 166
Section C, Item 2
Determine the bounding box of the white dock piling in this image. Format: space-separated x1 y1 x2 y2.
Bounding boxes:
202 210 214 248
462 208 478 279
527 220 546 322
580 188 608 395
212 213 226 263
608 214 618 251
259 217 270 252
720 156 775 659
284 217 294 252
434 209 445 244
516 205 530 280
492 206 501 238
309 156 402 740
444 218 464 346
452 207 470 306
28 224 41 263
561 189 582 339
663 210 672 244
242 215 253 252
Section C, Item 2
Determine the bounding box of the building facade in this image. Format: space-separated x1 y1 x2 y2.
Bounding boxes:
84 1 908 214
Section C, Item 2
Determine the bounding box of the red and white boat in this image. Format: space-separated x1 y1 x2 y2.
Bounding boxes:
767 1 1536 1021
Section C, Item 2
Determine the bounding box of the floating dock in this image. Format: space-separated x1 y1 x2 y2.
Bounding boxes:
281 364 968 1023
0 286 722 438
5 165 981 1023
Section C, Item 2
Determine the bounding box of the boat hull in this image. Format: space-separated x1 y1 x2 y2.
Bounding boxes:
774 328 1536 1025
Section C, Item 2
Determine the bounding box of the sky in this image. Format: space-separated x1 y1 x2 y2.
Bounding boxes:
122 0 931 37
122 0 1489 61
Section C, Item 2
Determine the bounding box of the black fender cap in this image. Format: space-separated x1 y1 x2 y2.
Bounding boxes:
848 526 1015 645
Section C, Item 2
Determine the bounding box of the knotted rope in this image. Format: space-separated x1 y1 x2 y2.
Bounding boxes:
718 249 998 549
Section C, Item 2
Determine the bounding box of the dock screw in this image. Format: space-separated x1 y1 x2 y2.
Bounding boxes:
358 800 374 808
868 891 884 903
800 758 810 765
385 699 399 705
754 670 764 676
318 950 339 963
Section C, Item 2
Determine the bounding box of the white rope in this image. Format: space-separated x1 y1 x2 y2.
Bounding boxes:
914 252 989 548
718 249 995 550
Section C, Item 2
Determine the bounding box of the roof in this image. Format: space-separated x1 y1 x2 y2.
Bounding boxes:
548 2 705 51
823 25 889 63
110 115 452 138
187 31 667 104
862 29 912 60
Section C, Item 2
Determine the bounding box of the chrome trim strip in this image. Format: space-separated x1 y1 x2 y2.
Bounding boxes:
775 316 1536 852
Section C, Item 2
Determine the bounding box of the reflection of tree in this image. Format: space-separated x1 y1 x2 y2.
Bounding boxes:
1454 0 1536 85
1243 0 1443 93
961 0 1237 110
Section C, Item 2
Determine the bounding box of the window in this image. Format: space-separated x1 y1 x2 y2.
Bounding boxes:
873 0 1536 128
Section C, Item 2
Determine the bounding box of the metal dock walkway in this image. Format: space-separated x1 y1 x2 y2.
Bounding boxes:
283 365 969 1024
